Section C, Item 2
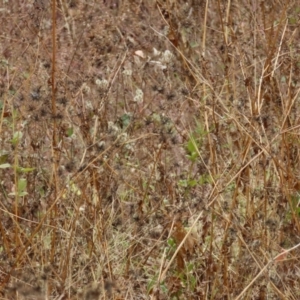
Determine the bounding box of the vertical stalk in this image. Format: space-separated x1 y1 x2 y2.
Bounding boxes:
50 0 58 268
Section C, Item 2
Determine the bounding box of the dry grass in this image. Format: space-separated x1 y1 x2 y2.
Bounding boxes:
1 0 300 299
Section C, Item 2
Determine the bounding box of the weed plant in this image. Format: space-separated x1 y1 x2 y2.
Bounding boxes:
1 0 300 299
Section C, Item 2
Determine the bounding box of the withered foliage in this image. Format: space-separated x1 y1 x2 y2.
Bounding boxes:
1 0 300 299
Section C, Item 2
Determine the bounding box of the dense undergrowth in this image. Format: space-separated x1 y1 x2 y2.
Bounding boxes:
1 0 300 299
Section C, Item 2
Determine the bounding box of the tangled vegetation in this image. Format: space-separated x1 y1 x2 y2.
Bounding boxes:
1 0 300 299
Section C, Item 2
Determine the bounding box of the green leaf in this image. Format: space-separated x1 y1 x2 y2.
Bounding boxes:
18 178 27 193
119 113 132 128
8 178 28 197
289 17 297 25
67 127 74 137
0 163 11 169
17 167 35 173
178 179 188 187
0 59 9 67
18 191 28 196
11 131 23 147
0 152 8 164
188 179 197 187
199 174 211 184
178 179 197 188
167 237 176 248
186 137 199 162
